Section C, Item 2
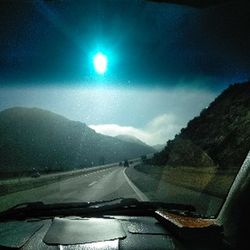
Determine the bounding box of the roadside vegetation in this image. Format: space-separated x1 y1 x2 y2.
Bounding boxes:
152 82 250 171
134 164 237 197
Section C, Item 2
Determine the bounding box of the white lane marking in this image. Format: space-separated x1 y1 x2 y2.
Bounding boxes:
86 167 113 175
123 168 149 201
88 181 97 187
79 168 112 178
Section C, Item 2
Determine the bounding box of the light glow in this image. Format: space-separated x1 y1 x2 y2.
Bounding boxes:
93 53 107 74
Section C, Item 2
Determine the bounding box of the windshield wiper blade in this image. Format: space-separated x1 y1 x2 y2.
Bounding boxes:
0 198 197 220
3 197 133 212
85 198 197 216
0 198 126 217
0 201 92 220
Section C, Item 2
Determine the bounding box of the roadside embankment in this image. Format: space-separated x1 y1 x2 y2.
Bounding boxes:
126 164 237 198
0 163 117 196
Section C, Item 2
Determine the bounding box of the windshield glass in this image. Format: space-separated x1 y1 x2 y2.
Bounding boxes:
0 0 249 218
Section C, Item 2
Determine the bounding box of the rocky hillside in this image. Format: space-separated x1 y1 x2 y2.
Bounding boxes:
115 134 148 146
0 107 155 174
152 81 250 169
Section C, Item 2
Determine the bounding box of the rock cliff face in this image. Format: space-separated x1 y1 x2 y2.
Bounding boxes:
152 82 250 169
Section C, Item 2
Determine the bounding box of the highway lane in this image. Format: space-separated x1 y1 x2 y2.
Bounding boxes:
0 166 146 212
41 166 148 203
0 165 223 217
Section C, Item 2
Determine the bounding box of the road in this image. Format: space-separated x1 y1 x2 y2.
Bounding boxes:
0 166 146 212
41 166 148 203
0 165 223 217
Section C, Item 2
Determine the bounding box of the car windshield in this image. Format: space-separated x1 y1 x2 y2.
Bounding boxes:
0 0 249 219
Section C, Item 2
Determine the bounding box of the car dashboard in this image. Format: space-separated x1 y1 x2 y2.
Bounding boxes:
0 215 228 250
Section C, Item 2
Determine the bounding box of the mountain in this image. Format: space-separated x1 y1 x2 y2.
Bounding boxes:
115 134 149 147
0 107 155 174
152 144 165 152
152 81 250 169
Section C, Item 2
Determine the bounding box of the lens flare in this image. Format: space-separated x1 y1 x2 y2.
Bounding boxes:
93 53 107 74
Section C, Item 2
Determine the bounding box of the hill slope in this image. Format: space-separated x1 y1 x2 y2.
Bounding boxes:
0 107 155 174
152 81 250 169
115 134 149 147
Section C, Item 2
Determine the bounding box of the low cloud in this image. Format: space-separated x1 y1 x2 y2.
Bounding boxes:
89 113 182 145
1 85 216 146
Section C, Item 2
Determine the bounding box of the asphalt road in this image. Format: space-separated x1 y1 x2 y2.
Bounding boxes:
41 165 148 203
0 166 145 212
0 165 223 217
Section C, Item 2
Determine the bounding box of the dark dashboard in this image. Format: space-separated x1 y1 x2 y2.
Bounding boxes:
0 215 228 250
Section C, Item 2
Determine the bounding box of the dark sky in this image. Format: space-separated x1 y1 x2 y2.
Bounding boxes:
0 0 250 89
1 0 250 144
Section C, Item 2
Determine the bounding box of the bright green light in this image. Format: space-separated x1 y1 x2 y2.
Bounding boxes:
93 53 107 74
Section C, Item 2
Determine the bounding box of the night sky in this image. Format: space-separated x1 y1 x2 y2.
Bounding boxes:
0 0 250 144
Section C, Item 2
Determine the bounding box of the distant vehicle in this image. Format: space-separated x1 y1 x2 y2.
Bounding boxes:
123 160 129 167
31 171 40 178
141 155 147 163
130 160 133 164
119 162 123 166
